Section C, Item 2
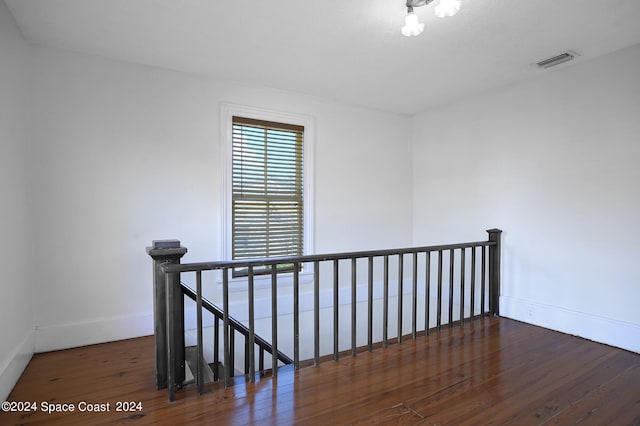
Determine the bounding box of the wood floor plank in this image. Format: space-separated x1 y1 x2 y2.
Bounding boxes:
501 349 640 425
297 318 550 424
541 363 640 425
427 341 602 425
1 317 638 426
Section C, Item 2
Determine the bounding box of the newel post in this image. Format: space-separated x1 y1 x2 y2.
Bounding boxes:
487 229 502 316
146 240 187 390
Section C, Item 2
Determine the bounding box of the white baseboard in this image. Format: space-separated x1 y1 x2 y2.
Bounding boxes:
34 312 154 353
500 295 640 354
0 330 34 401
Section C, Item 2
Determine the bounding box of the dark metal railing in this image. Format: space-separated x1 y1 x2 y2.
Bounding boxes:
148 229 502 401
180 283 293 373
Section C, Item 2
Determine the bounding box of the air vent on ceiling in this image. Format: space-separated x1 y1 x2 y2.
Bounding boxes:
536 51 579 69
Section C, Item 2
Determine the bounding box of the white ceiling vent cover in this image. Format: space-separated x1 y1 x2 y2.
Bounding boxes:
536 51 579 69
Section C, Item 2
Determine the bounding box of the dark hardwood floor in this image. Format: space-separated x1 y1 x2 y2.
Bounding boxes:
2 317 639 425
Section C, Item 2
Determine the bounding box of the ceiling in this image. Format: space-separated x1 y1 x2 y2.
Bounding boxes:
5 0 640 115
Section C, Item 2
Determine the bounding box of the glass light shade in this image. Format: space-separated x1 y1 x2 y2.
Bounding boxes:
434 0 461 18
401 12 424 37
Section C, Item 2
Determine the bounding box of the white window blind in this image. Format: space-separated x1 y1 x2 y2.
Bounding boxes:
232 116 304 274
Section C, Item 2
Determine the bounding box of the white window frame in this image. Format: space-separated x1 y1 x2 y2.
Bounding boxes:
220 103 315 287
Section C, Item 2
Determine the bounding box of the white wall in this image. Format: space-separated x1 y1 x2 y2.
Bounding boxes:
9 7 638 400
412 44 640 353
0 1 34 401
28 47 413 353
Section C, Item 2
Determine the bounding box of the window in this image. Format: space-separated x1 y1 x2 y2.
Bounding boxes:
220 104 314 280
232 117 303 275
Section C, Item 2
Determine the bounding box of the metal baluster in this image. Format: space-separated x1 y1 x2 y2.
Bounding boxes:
351 257 357 357
259 348 264 371
481 245 486 315
213 317 219 381
425 252 431 335
166 272 176 400
271 266 278 377
222 268 230 388
460 248 466 325
470 247 476 319
333 259 339 361
383 255 389 347
437 250 443 331
248 266 256 381
294 262 300 370
314 261 320 366
412 252 418 339
397 253 404 343
367 256 373 352
229 329 235 377
448 249 454 328
244 338 249 375
196 271 204 394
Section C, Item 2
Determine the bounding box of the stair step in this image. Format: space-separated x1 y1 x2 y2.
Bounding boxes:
185 346 216 384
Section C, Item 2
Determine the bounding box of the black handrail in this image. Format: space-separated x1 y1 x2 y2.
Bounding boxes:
180 283 293 365
164 240 495 273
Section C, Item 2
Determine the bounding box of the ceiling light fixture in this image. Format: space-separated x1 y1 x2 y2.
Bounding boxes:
434 0 462 18
401 8 425 37
401 0 462 37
